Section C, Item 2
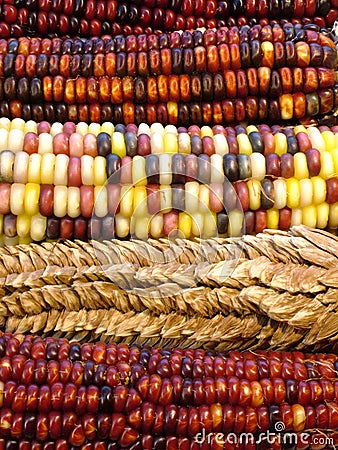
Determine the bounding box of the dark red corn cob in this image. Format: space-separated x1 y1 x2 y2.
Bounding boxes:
0 333 338 448
1 95 337 127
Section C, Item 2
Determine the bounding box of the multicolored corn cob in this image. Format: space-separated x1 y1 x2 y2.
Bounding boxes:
0 0 337 37
1 98 337 127
0 120 338 243
0 119 337 158
0 28 336 126
0 332 337 449
0 24 336 55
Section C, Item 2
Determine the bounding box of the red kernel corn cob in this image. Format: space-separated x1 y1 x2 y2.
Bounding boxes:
0 333 338 447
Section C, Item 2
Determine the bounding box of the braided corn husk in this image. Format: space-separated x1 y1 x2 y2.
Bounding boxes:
1 225 338 352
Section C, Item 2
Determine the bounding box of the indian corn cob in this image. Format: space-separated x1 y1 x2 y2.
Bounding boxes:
0 25 336 54
0 0 337 37
1 121 338 242
0 29 336 126
0 332 337 448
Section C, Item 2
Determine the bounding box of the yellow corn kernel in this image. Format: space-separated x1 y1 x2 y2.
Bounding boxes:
311 176 327 205
316 202 329 229
329 202 338 228
292 404 306 433
334 131 338 151
322 130 336 151
319 151 334 180
120 185 134 218
88 123 101 136
133 186 148 218
11 118 25 131
267 209 279 229
178 212 192 239
200 126 213 138
261 41 274 67
27 153 42 184
24 183 40 216
228 209 244 237
93 156 107 186
163 132 179 153
286 178 300 209
111 132 126 157
246 125 259 134
101 122 114 135
274 132 287 156
330 149 338 175
54 154 69 186
237 133 252 155
302 205 317 228
16 214 30 238
293 125 308 134
247 179 261 210
294 153 309 180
